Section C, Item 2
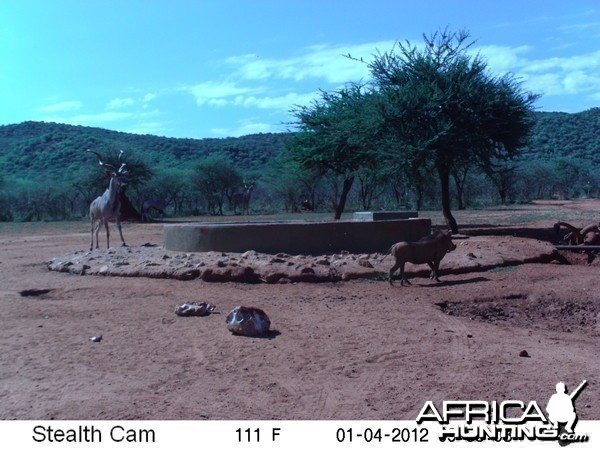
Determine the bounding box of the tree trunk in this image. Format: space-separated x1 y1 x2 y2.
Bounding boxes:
333 176 354 220
499 184 507 205
438 165 459 233
415 185 423 211
392 182 405 208
452 167 468 210
455 178 465 210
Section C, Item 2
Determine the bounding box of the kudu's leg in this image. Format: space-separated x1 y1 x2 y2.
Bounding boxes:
116 217 127 247
90 218 95 251
93 218 103 250
104 220 110 249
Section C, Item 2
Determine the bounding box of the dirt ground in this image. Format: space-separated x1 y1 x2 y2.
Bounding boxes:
0 200 598 420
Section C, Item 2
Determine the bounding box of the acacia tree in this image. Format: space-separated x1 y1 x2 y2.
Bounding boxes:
192 154 242 215
484 159 519 204
142 168 192 216
368 29 539 232
267 154 323 212
288 84 382 220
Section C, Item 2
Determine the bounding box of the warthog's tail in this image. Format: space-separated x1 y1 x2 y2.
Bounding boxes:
373 243 396 263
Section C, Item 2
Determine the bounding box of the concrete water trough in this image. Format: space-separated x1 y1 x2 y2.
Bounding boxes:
164 218 431 255
352 211 418 221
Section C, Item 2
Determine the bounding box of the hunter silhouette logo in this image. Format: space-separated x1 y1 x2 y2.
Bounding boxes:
547 380 588 445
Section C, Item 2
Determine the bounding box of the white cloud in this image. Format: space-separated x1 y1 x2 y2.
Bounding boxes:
557 20 600 33
474 45 533 74
519 50 600 97
143 93 157 102
233 91 318 110
188 42 393 116
207 98 229 107
470 44 600 102
224 54 271 80
519 72 563 96
523 51 600 73
107 97 134 109
181 80 317 113
226 41 393 84
35 100 83 112
562 70 599 94
139 108 161 119
182 81 261 106
183 38 599 127
31 91 168 137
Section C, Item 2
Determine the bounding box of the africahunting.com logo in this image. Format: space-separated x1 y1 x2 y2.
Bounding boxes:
416 380 589 445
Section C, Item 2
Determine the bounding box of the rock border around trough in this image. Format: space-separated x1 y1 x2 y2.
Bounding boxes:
47 236 557 284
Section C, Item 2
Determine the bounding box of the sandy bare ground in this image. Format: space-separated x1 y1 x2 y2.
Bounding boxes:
0 200 598 420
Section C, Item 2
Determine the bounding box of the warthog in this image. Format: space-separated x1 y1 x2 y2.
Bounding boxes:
389 230 456 286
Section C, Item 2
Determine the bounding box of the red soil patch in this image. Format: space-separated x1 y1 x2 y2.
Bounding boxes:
0 200 598 420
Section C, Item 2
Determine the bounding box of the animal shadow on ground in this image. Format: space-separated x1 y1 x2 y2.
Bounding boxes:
388 276 489 288
420 276 491 288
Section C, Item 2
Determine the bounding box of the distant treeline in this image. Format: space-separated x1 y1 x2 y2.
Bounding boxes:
0 107 598 222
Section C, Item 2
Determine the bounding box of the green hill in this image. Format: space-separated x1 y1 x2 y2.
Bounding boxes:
0 121 291 179
1 108 598 179
525 108 600 164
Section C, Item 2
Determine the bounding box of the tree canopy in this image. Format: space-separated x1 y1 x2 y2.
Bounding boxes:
367 29 539 231
288 84 383 219
286 29 539 227
191 154 243 215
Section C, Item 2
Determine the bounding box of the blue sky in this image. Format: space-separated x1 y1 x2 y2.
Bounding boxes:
1 0 598 139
